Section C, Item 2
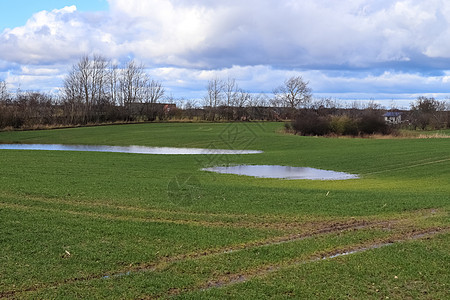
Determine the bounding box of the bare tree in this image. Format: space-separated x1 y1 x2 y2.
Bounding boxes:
141 79 165 121
234 88 250 108
120 60 148 107
222 78 239 119
0 80 9 101
63 62 85 123
410 96 447 129
90 54 109 107
77 55 93 114
204 78 224 108
62 55 166 122
228 88 250 120
273 76 312 109
204 78 224 121
143 79 165 104
250 93 270 107
0 80 11 128
62 55 111 123
224 78 238 107
108 63 120 105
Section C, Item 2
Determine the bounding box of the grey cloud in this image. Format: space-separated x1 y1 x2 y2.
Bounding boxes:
2 0 450 70
2 0 450 101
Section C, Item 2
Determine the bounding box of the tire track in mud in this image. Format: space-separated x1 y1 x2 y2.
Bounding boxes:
0 217 395 298
1 201 444 298
158 227 449 299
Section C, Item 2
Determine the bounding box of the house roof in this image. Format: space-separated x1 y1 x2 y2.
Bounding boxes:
383 112 402 117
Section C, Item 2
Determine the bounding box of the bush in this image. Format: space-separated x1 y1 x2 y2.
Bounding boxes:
357 110 391 135
292 110 395 137
292 110 330 136
330 115 358 136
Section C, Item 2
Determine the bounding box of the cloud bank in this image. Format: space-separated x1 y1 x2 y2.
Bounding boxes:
1 0 450 106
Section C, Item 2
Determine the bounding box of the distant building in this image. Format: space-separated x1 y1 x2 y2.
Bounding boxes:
383 112 402 124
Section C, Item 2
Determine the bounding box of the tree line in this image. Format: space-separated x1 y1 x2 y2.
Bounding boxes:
0 55 167 129
63 55 165 123
201 76 312 121
0 56 449 131
0 63 315 128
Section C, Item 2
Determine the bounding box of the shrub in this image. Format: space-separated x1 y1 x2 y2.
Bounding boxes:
357 110 391 135
292 109 395 137
330 115 358 136
292 110 330 136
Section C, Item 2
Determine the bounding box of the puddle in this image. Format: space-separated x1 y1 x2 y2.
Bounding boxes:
202 165 359 180
0 144 262 155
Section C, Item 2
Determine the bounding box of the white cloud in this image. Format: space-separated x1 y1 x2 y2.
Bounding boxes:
1 0 450 101
0 6 113 65
2 0 450 68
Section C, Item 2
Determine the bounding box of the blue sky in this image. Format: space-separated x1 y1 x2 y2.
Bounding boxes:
0 0 108 30
1 0 450 108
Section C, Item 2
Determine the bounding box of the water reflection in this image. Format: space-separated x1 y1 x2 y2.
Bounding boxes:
202 165 359 180
0 144 262 155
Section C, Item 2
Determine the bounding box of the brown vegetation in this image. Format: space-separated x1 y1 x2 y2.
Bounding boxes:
289 97 449 137
1 67 449 132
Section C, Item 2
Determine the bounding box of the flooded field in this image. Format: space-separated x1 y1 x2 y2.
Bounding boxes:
202 165 359 180
0 144 262 155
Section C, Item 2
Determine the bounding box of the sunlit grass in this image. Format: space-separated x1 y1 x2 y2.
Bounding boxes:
0 122 448 298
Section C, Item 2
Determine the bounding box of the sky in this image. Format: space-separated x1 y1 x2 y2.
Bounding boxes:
1 0 450 108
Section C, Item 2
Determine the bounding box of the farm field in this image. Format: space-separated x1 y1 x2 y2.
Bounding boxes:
0 122 449 299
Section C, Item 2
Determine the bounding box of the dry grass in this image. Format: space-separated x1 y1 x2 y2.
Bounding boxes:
282 127 450 139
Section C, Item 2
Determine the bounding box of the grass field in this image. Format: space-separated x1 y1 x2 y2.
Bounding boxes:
0 122 449 299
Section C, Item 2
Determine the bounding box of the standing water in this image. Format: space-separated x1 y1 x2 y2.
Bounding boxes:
202 165 359 180
0 144 262 155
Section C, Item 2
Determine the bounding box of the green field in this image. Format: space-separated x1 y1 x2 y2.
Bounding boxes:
1 123 449 299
